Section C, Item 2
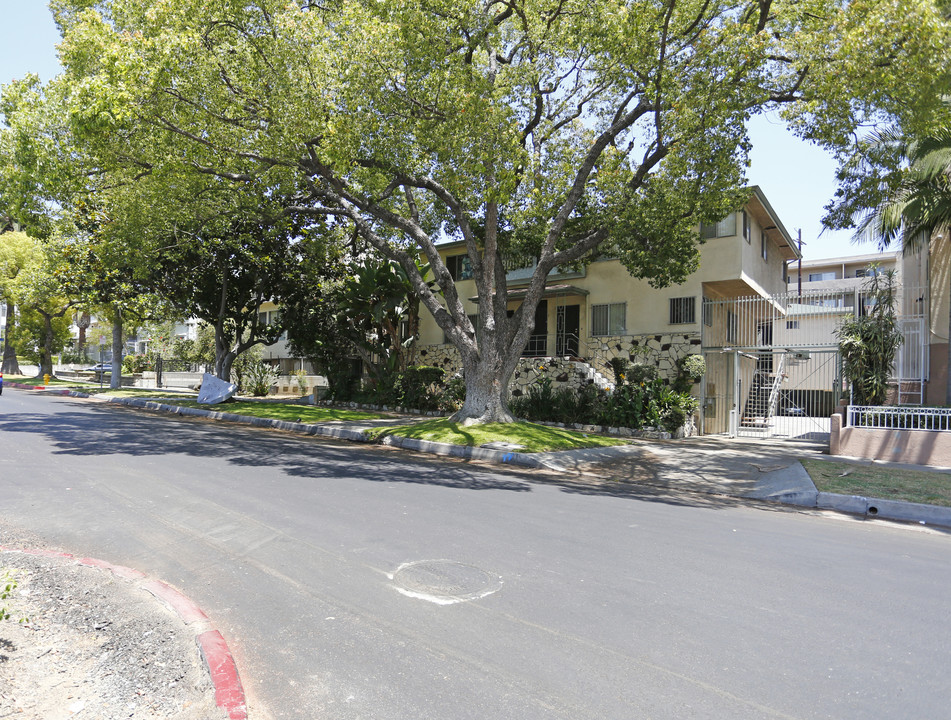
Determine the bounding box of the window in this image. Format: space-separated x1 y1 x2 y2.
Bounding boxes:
742 210 751 243
855 266 881 278
700 213 737 239
786 320 799 330
761 232 768 261
808 271 836 281
591 303 626 336
669 296 696 325
726 310 737 344
446 253 473 280
702 298 713 327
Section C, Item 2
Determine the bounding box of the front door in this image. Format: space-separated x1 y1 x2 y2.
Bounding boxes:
522 300 548 356
556 304 580 356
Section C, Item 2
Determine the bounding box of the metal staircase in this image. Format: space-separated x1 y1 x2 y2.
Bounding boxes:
741 354 786 430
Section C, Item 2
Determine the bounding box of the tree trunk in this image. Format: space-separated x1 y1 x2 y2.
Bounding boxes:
1 301 20 375
110 311 124 390
449 351 517 425
217 348 238 385
39 314 54 379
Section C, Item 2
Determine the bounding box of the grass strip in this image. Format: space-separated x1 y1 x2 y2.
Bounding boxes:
4 375 79 386
801 458 951 507
131 397 384 423
368 417 629 453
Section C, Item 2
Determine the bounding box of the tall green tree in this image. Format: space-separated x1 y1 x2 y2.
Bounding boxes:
55 0 951 423
836 269 904 405
0 230 37 375
9 235 81 378
828 125 951 404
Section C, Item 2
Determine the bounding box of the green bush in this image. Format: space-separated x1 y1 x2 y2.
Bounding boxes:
244 360 280 396
511 373 696 434
396 365 445 410
122 353 154 373
672 354 706 393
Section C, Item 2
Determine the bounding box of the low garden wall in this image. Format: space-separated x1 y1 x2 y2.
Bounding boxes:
830 406 951 466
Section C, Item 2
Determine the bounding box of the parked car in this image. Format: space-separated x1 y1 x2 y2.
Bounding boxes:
84 363 112 373
782 403 806 416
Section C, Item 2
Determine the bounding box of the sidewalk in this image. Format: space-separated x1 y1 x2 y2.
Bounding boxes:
536 436 951 529
18 384 951 530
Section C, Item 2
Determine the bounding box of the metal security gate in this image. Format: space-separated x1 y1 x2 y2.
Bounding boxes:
701 348 840 442
699 284 927 443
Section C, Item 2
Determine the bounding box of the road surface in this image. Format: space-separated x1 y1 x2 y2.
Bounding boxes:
1 390 949 719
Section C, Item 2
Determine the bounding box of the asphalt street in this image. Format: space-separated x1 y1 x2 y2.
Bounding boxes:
1 390 949 719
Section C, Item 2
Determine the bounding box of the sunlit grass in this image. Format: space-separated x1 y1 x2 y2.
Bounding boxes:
801 458 951 507
121 396 384 423
3 375 78 386
368 418 628 453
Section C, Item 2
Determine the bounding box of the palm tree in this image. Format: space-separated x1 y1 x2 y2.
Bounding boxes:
854 126 951 404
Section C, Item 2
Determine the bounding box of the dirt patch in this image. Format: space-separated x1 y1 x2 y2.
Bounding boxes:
0 551 225 720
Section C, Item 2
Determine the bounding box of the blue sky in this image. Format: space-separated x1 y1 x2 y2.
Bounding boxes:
1 2 873 261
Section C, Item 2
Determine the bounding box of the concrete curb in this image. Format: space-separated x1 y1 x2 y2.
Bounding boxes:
381 434 547 468
18 384 951 529
0 546 248 720
815 491 951 527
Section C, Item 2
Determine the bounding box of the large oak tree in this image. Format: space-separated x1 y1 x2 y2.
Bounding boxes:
54 0 951 422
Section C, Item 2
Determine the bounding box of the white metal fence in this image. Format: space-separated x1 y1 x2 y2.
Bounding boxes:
848 405 951 431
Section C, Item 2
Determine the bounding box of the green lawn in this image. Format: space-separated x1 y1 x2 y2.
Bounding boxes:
3 375 78 386
368 418 629 453
121 396 384 423
801 458 951 507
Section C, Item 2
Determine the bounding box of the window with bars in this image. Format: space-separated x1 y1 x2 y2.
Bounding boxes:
669 296 696 325
591 303 626 336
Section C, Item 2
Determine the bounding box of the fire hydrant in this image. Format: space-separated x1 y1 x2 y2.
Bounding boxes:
43 373 50 386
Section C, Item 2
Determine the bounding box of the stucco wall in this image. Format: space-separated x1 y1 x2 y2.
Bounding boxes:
830 414 951 466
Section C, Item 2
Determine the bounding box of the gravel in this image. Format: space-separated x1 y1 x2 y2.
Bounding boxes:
0 541 226 720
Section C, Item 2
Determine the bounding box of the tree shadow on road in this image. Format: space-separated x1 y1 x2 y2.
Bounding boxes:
0 401 802 515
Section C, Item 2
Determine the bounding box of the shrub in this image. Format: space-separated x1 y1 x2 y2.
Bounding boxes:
396 365 445 410
672 354 706 393
294 368 308 395
243 360 280 396
122 353 153 373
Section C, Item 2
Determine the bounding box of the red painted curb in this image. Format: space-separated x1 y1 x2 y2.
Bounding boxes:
78 557 147 581
3 547 248 719
198 630 249 720
141 579 210 625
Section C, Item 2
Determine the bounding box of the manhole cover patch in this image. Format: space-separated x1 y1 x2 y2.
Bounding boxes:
391 560 501 605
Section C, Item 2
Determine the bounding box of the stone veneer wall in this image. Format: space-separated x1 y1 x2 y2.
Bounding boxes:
415 345 605 394
416 331 703 394
586 332 703 381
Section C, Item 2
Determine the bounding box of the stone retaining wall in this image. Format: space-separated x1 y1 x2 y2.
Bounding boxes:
416 331 704 392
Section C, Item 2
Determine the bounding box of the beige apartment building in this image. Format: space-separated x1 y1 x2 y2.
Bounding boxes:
416 186 802 434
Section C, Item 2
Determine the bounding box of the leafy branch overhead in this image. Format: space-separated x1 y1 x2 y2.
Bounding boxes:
18 0 951 421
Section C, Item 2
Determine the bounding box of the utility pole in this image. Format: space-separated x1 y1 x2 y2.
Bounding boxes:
797 229 803 298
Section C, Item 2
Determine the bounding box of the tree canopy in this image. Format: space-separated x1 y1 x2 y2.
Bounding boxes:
32 0 951 420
